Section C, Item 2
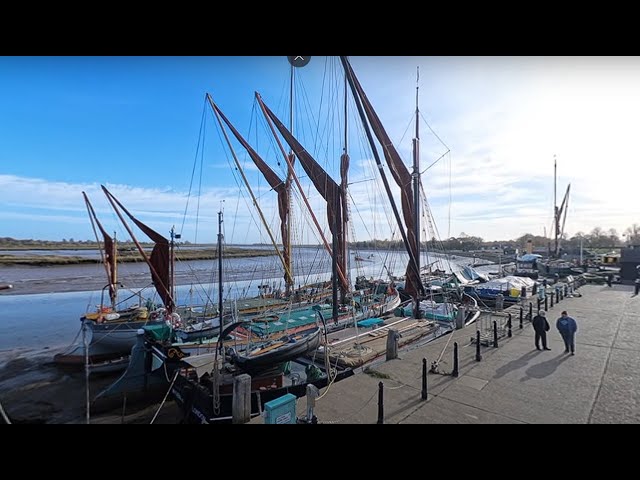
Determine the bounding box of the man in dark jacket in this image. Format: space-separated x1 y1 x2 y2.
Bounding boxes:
531 310 551 351
556 310 578 355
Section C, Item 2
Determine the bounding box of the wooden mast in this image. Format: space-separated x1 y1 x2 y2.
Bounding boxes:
412 66 421 319
340 56 424 299
286 60 295 297
217 210 224 350
255 93 350 291
207 94 293 285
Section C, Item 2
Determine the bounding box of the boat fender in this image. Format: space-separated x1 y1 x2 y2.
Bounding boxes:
169 312 182 328
150 308 166 320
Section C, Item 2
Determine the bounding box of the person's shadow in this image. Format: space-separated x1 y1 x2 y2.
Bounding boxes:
520 354 571 382
493 350 540 379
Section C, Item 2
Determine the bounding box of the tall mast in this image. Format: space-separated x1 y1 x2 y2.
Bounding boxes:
286 62 295 295
554 155 558 258
340 56 424 298
112 231 117 306
217 210 224 348
101 185 174 314
207 94 293 285
340 58 350 304
82 192 118 309
412 67 421 319
256 93 350 291
168 226 176 306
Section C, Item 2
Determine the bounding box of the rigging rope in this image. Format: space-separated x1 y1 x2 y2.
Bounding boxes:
150 369 180 424
180 98 207 236
0 398 10 424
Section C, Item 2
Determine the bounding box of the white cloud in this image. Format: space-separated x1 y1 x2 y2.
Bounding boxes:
344 56 640 241
3 57 640 244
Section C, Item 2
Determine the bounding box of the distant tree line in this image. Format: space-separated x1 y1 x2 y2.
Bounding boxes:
3 223 639 251
348 223 640 252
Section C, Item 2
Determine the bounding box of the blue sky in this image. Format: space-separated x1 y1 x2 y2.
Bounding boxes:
1 56 639 244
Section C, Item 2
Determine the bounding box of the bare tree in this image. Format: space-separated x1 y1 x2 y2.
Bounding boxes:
624 223 640 245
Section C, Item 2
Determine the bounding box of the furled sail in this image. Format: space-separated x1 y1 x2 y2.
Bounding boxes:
101 186 174 312
259 100 349 295
83 192 117 307
209 99 293 290
341 58 423 298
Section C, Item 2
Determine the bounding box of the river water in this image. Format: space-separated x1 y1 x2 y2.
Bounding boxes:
0 247 494 354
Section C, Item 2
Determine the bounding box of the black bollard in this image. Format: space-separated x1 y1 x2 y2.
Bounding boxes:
519 308 523 328
475 330 482 362
544 296 548 312
529 302 533 321
507 314 512 338
421 358 428 400
493 320 499 348
532 283 537 296
452 343 459 377
537 298 541 312
377 381 384 424
551 292 554 307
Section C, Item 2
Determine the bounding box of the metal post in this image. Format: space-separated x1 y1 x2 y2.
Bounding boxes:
551 292 554 307
452 343 459 377
493 320 499 348
305 384 319 423
386 329 399 361
508 314 512 338
519 308 523 328
421 358 428 400
537 298 541 313
545 296 548 312
529 302 533 321
475 330 482 361
377 382 384 424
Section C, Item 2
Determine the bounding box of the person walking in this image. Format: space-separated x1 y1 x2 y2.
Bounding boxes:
606 273 613 288
556 310 578 355
532 310 551 351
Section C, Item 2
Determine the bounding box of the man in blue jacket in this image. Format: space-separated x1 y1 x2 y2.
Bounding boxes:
556 310 577 355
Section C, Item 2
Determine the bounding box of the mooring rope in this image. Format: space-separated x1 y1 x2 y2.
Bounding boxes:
150 370 180 424
0 398 11 424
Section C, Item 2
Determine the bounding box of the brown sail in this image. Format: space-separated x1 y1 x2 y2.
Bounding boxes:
83 192 117 307
342 58 423 298
208 97 293 290
259 99 349 295
101 186 174 312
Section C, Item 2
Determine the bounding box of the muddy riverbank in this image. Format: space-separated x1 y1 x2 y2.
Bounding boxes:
0 347 181 424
